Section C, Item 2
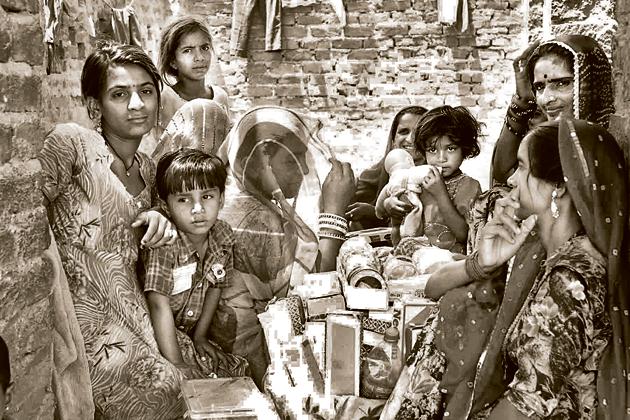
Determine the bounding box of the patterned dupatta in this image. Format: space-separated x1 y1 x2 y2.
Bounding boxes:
527 34 615 127
558 119 629 419
452 119 629 418
224 106 332 290
152 98 230 161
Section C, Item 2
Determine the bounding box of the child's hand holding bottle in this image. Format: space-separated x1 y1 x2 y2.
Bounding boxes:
420 166 448 199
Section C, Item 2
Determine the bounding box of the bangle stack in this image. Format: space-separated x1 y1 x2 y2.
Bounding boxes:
505 94 537 137
318 213 348 242
465 251 496 282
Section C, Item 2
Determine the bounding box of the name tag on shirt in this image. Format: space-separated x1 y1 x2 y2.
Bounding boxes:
172 262 197 295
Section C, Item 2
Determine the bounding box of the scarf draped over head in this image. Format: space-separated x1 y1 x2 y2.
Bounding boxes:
527 34 615 128
225 106 333 286
355 106 428 204
152 98 229 161
558 118 629 419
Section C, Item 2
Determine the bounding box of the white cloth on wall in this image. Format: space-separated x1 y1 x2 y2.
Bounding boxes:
282 0 346 26
438 0 468 32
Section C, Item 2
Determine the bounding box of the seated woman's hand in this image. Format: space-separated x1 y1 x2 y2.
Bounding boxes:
132 210 178 248
321 158 356 215
477 212 537 271
383 195 413 219
193 337 228 368
345 202 375 221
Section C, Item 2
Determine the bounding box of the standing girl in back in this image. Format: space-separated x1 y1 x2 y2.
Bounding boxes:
157 16 230 138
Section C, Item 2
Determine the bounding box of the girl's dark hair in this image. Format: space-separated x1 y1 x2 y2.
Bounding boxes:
414 105 482 159
156 148 227 201
159 16 213 86
81 41 162 116
0 335 10 392
526 122 564 185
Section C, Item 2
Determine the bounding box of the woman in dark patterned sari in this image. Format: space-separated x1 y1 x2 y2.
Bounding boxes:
423 34 618 416
386 119 628 419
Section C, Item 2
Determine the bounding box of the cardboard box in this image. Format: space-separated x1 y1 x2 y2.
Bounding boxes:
387 274 430 301
182 377 279 419
304 321 326 372
305 293 346 319
325 313 362 396
292 271 341 299
342 280 389 311
281 337 325 395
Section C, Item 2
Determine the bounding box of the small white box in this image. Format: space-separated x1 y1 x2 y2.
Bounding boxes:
342 281 389 311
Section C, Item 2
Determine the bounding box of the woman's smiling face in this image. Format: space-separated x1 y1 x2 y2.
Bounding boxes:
393 112 423 161
532 54 575 121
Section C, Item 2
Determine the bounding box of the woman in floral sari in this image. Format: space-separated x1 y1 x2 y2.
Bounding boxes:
467 119 628 419
39 42 241 419
209 106 356 386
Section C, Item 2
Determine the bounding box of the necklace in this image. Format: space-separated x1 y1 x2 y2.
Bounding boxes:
103 135 137 177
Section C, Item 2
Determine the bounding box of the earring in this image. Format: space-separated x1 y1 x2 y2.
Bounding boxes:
94 118 102 134
550 189 560 219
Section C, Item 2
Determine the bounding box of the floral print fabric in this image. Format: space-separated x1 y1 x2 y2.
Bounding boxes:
39 123 230 419
475 234 609 419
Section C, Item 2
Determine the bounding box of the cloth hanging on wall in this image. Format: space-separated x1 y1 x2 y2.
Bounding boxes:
437 0 468 32
44 0 65 74
282 0 346 26
231 0 282 55
110 2 142 46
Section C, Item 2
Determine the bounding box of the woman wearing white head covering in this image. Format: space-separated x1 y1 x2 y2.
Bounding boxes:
209 106 355 386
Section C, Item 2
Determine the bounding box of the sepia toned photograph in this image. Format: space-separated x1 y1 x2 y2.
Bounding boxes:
0 0 629 418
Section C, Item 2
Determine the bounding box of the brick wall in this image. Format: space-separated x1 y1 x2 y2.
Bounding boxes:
0 0 55 418
183 0 529 182
613 0 630 118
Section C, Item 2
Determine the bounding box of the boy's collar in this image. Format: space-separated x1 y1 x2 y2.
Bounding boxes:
175 221 234 262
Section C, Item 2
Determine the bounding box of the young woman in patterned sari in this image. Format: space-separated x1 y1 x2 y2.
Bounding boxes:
39 42 244 420
209 106 356 387
467 119 628 419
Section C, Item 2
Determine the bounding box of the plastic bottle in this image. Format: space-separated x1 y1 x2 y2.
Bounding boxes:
361 325 403 399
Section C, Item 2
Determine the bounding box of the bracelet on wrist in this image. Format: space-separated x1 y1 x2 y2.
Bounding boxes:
318 223 348 235
319 213 348 224
318 231 346 242
465 251 497 282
